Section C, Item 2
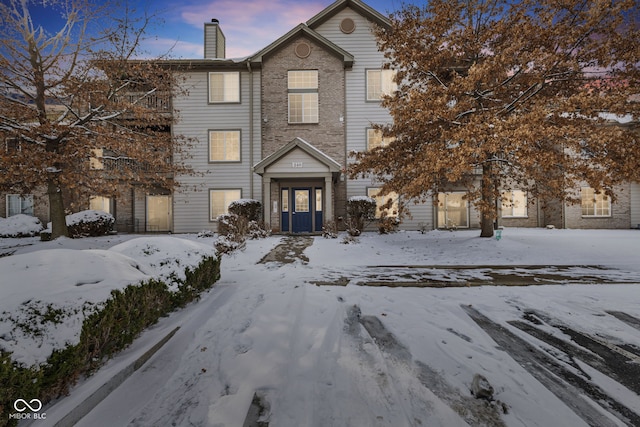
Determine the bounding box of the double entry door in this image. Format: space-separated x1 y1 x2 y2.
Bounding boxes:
281 187 322 233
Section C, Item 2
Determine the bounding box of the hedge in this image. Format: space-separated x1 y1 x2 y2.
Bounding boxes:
0 255 221 426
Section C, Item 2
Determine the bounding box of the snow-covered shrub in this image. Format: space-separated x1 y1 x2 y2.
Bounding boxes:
322 220 338 238
217 213 249 237
66 210 115 237
248 220 270 239
378 215 400 234
346 196 377 236
197 230 215 238
0 214 44 237
214 234 247 255
2 254 221 406
43 210 115 239
228 199 262 222
216 211 270 254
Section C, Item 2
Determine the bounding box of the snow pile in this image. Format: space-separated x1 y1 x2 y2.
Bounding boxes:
109 236 218 286
0 214 44 237
0 236 216 366
46 210 114 229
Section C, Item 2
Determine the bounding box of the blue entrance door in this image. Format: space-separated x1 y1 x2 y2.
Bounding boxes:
292 188 312 232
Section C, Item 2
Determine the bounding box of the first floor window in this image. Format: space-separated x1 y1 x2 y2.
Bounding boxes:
367 188 399 218
501 190 527 217
90 196 112 214
210 189 241 220
6 194 34 216
581 187 611 217
437 192 469 228
209 130 240 162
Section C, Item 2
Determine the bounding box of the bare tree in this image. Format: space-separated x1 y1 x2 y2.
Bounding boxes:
0 0 191 238
349 0 639 237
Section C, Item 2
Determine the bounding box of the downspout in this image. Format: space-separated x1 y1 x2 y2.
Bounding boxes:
247 61 255 199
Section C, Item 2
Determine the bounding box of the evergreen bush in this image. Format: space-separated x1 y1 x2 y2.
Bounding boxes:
228 199 262 222
0 254 221 426
346 197 377 236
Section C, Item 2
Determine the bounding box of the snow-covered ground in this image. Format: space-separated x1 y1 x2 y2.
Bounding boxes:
2 227 640 426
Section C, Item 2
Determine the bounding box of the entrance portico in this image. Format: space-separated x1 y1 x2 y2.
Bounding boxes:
253 138 342 233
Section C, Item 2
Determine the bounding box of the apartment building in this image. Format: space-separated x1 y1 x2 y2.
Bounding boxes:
3 0 638 232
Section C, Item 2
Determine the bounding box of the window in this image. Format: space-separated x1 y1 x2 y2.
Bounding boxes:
366 69 397 101
437 192 469 228
209 72 240 103
209 130 240 162
90 196 112 214
501 190 527 217
210 189 241 220
6 194 34 217
282 189 289 212
315 189 322 212
90 148 104 170
366 128 394 150
288 70 318 123
367 188 399 218
581 187 611 217
5 138 20 152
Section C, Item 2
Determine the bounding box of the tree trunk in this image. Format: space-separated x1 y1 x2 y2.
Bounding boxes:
48 179 69 239
480 163 494 238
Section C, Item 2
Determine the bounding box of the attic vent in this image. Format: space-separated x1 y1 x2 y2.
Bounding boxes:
340 17 356 34
294 42 311 58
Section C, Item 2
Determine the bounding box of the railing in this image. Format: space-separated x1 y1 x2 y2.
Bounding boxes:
114 91 172 113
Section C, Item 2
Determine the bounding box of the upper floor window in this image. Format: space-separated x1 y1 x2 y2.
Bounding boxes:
6 194 34 217
90 148 104 170
209 130 240 162
209 72 240 103
581 187 611 217
288 70 318 124
366 69 397 101
501 190 527 218
366 128 394 150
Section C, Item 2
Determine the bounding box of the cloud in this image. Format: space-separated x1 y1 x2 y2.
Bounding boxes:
176 0 327 57
141 38 204 59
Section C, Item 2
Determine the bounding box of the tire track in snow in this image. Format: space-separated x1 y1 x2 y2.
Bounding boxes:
462 305 639 427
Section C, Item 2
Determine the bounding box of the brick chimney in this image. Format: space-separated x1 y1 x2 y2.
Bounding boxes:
204 19 226 59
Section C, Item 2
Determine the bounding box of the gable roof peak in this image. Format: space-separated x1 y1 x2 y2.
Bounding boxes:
306 0 390 30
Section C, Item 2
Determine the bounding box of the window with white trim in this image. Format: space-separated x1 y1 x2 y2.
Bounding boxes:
366 128 394 150
210 189 241 220
6 194 34 216
209 72 240 103
209 130 240 162
288 70 318 123
366 69 397 101
367 188 399 218
501 190 527 217
581 187 611 217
